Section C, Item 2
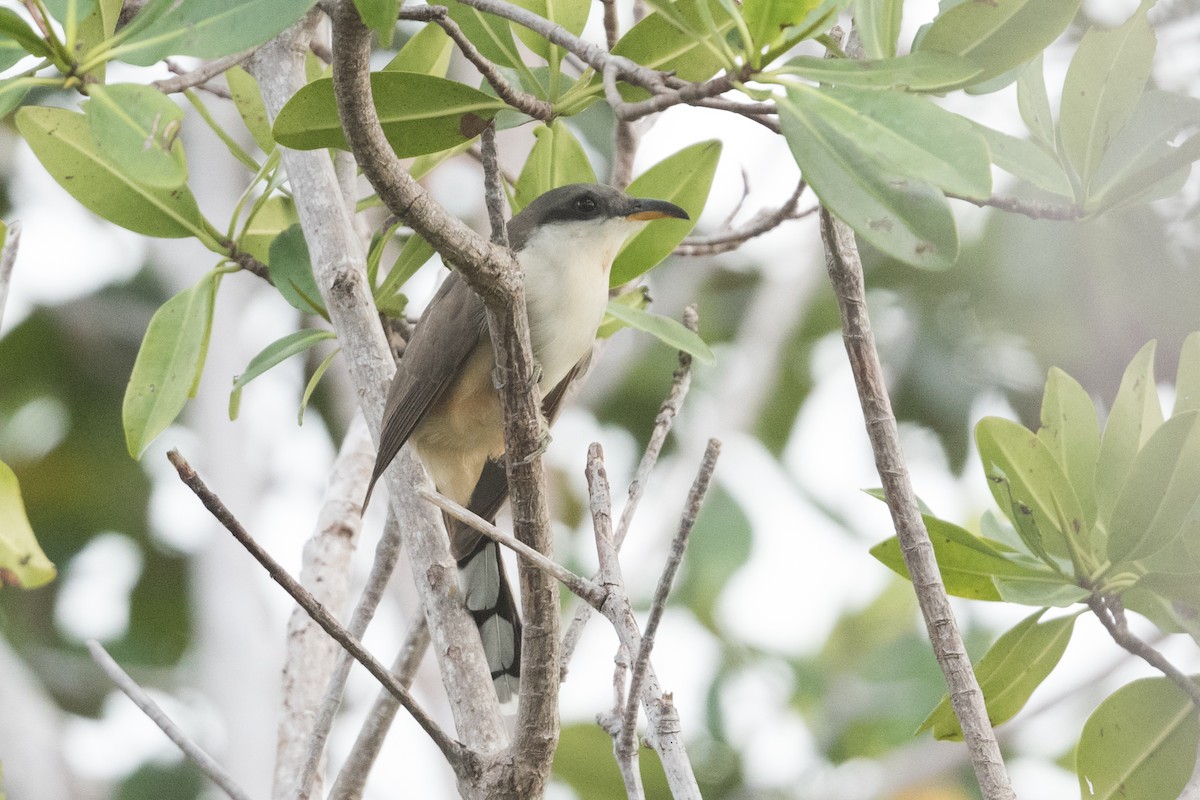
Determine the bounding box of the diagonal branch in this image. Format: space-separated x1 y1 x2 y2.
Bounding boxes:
1089 593 1200 709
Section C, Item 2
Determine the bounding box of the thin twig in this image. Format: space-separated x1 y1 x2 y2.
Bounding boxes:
154 50 256 95
0 220 21 332
1089 594 1200 708
328 618 431 800
676 182 812 257
164 449 463 763
561 307 698 672
480 122 509 248
618 439 719 762
819 208 1015 800
87 640 255 800
223 240 273 283
421 488 606 608
948 191 1083 221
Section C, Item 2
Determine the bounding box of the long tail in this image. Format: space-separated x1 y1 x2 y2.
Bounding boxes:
454 531 521 703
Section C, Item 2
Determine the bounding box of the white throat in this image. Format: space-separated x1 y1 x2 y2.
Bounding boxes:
518 217 646 390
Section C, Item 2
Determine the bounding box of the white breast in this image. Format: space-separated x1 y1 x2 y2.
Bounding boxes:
518 217 645 390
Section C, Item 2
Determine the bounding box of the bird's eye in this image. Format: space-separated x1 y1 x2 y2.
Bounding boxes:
574 195 598 215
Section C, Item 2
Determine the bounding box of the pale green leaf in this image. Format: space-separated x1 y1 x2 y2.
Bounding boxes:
1095 340 1163 526
385 22 454 77
45 0 98 43
229 329 336 420
611 140 718 285
992 577 1088 607
226 66 275 154
0 461 56 590
603 300 715 364
84 83 187 188
779 51 981 92
972 123 1073 197
0 8 50 70
376 233 434 301
15 106 210 241
1175 332 1200 417
851 0 903 59
299 347 340 425
921 610 1077 740
611 0 737 100
123 276 218 458
510 0 591 61
239 196 296 264
1060 11 1156 194
272 72 505 155
268 224 326 317
1077 677 1199 800
1017 53 1054 147
1037 368 1101 527
354 0 401 44
514 120 597 213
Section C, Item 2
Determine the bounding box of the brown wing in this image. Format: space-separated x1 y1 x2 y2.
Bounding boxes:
363 272 489 508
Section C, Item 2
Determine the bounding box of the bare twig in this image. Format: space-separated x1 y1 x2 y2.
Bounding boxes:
223 240 273 283
561 307 698 671
676 182 813 257
328 618 431 800
421 488 606 608
154 51 256 95
398 5 553 121
480 122 509 248
948 191 1083 221
164 449 464 764
618 439 719 762
87 640 255 800
819 208 1015 800
0 220 21 332
1089 594 1200 708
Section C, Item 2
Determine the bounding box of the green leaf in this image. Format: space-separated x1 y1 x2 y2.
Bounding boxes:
1017 53 1054 147
1106 411 1200 564
0 460 56 590
376 233 435 301
915 0 1082 86
354 0 401 44
113 0 320 66
1059 11 1156 195
0 77 35 119
84 83 187 188
0 8 50 70
870 515 1059 602
778 86 966 270
779 52 981 92
45 0 98 43
1086 90 1200 214
268 224 326 317
509 0 591 62
272 72 506 155
299 347 340 425
920 610 1077 740
1037 368 1101 528
973 124 1073 197
603 299 715 364
239 196 296 264
611 0 737 97
610 140 718 285
226 66 275 154
1077 677 1199 800
514 120 597 213
1175 332 1200 417
992 577 1088 607
75 0 122 83
976 416 1085 563
123 275 218 458
385 22 454 77
1095 340 1163 526
15 106 211 241
851 0 903 59
229 329 336 420
742 0 821 51
444 3 522 69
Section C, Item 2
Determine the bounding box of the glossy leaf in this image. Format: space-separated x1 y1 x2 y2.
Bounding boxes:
870 515 1057 602
915 0 1081 86
1037 368 1101 527
1077 677 1199 800
973 123 1072 197
226 66 275 153
610 140 717 285
75 0 122 83
0 8 49 71
0 461 56 590
920 610 1077 740
603 300 715 364
229 329 336 420
977 416 1084 562
1095 340 1162 525
780 52 981 92
779 85 980 269
385 21 454 77
269 224 326 317
123 276 218 458
114 0 320 66
851 0 903 59
1060 11 1156 193
514 120 596 213
272 72 506 155
1176 332 1200 416
1017 54 1054 147
1087 90 1200 214
1107 411 1200 564
15 106 210 240
84 83 187 188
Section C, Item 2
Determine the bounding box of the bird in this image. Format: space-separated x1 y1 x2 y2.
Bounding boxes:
362 183 689 703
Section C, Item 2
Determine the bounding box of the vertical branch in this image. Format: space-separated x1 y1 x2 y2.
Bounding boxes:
818 209 1015 800
480 122 509 249
0 220 21 332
